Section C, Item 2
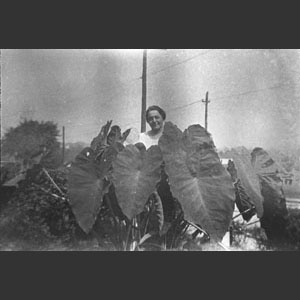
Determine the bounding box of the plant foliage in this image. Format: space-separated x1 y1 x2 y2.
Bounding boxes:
112 144 163 220
67 121 130 234
230 147 264 217
159 122 235 241
1 119 61 168
251 147 289 240
67 147 111 234
0 165 78 246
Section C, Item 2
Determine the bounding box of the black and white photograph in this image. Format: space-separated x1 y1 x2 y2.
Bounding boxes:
0 49 299 251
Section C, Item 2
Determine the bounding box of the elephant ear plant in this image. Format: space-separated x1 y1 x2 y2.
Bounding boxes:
159 122 236 242
68 122 163 250
112 144 163 221
112 144 164 249
68 120 237 250
68 121 129 234
251 147 289 241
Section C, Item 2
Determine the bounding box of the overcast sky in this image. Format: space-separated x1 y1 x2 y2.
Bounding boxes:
1 49 300 150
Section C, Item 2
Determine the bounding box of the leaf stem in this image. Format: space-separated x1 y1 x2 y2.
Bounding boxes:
184 220 210 239
245 220 260 227
125 222 132 251
32 183 65 200
232 207 254 220
42 167 65 196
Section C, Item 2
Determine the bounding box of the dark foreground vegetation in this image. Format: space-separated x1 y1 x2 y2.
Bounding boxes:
1 120 299 251
1 159 299 251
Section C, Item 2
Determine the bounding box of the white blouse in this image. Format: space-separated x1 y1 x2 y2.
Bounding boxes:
138 131 163 150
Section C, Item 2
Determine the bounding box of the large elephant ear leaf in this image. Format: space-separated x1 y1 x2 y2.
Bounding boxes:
120 128 131 143
230 147 264 218
183 124 216 150
251 148 282 175
68 146 117 234
159 122 235 241
90 120 112 152
112 144 163 220
251 148 288 223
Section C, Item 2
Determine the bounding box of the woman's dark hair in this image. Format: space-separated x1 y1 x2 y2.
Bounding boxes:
145 105 166 122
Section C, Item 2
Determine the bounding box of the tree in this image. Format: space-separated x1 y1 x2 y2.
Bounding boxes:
1 119 62 169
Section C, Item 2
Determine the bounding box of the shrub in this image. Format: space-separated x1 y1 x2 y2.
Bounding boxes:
0 165 81 247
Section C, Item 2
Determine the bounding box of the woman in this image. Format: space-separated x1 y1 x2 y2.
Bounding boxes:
139 105 166 149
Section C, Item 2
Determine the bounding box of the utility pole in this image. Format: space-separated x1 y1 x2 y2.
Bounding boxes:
202 91 210 131
141 49 147 133
62 126 65 165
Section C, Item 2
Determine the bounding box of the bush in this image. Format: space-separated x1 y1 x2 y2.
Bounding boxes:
0 165 81 247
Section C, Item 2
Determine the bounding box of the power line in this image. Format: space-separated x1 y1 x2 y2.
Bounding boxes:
71 81 297 133
213 82 293 101
146 49 174 70
138 50 215 79
168 99 203 113
2 50 216 128
167 82 294 114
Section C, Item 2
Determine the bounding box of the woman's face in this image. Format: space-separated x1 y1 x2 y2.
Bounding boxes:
147 110 164 133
